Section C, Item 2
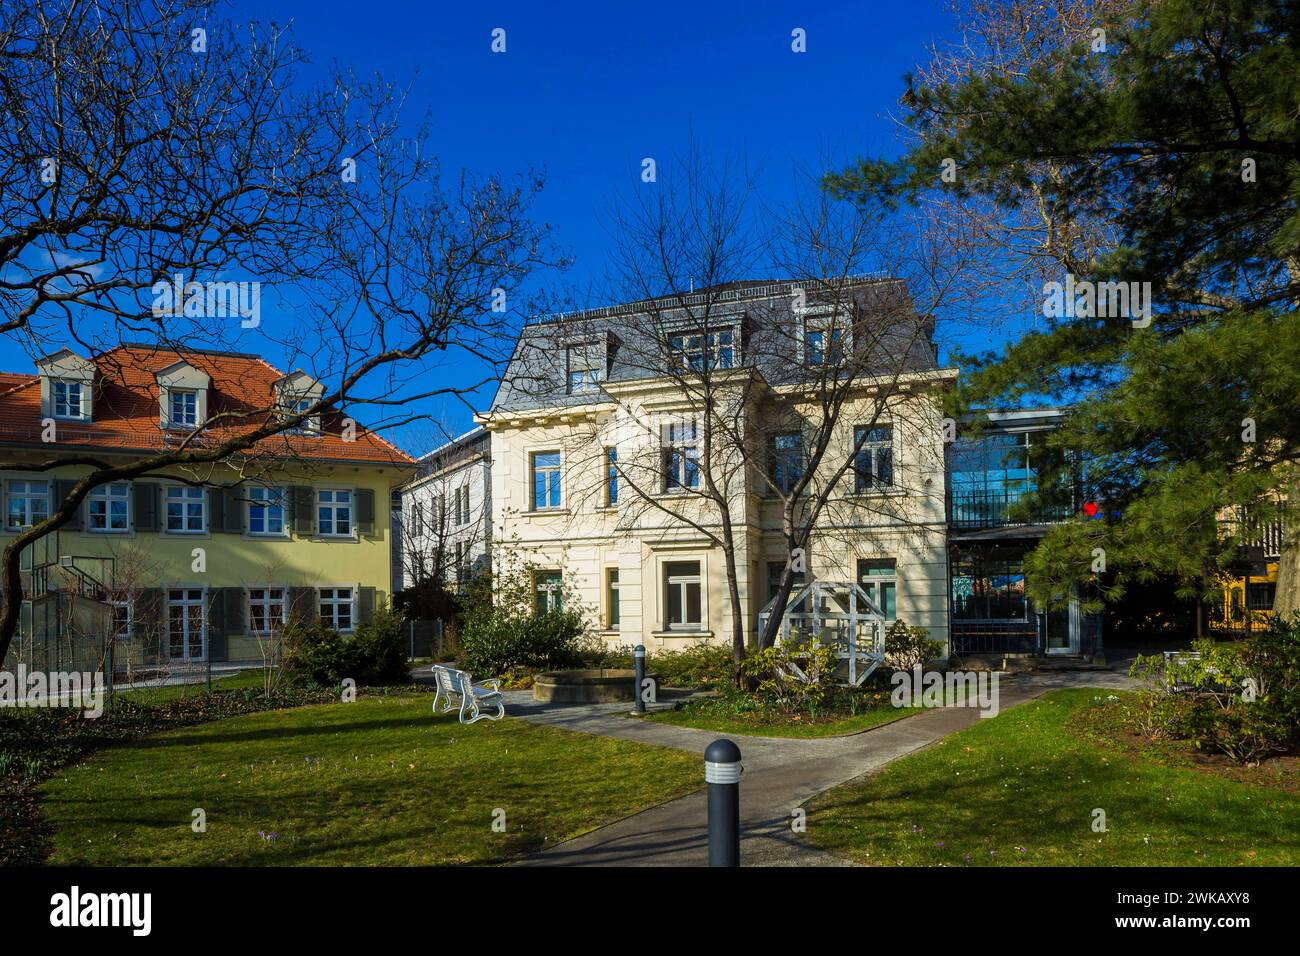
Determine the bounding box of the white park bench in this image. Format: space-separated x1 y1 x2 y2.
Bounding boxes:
431 664 505 724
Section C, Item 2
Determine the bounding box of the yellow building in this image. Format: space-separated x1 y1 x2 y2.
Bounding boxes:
0 346 415 670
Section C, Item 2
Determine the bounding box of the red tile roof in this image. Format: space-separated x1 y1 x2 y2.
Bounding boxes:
0 345 414 466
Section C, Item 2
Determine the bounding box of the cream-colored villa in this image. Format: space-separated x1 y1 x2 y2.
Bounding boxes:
476 278 957 654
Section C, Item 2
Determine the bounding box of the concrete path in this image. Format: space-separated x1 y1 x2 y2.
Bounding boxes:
510 670 1137 866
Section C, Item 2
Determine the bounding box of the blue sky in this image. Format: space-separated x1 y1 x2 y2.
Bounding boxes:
10 0 971 453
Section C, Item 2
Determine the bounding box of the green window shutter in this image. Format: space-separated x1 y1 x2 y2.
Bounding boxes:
355 488 375 536
222 487 244 533
289 586 318 623
358 586 377 625
223 587 245 634
55 479 83 531
207 588 225 639
291 486 315 536
131 482 158 532
208 487 224 533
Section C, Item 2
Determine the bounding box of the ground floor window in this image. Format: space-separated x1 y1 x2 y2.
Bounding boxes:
110 598 133 640
167 588 204 661
249 587 287 633
533 570 563 613
952 552 1027 621
857 558 897 620
765 561 806 606
606 568 620 628
319 587 354 631
664 561 702 630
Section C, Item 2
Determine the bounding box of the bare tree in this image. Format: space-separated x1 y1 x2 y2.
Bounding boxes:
0 0 560 662
540 156 969 682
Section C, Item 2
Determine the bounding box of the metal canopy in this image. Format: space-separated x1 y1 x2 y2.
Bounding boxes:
756 580 886 686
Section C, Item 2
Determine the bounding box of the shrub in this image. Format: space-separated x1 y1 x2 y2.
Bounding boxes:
459 605 588 677
884 619 943 670
282 603 410 687
1126 616 1300 762
740 641 838 717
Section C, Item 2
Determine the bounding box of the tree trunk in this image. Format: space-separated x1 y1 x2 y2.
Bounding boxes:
1272 539 1300 620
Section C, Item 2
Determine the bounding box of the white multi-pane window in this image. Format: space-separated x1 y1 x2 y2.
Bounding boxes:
530 452 562 510
165 485 206 533
110 599 133 639
662 421 700 491
248 588 287 633
87 483 130 532
167 588 204 661
670 329 735 371
318 489 353 536
169 389 198 427
664 561 702 630
6 480 49 530
319 587 354 631
247 486 286 536
53 380 85 419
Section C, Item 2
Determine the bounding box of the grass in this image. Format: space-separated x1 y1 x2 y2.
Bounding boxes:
116 668 267 704
643 695 917 738
804 688 1300 866
41 694 702 865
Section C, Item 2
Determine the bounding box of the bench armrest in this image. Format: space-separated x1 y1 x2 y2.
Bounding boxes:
480 678 502 691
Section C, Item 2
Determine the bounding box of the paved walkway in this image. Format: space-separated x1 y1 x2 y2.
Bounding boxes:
508 670 1137 866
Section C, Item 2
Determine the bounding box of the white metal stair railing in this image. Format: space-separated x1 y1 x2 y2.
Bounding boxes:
756 580 886 686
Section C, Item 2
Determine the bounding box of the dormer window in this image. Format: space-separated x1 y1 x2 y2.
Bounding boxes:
169 390 198 428
37 349 96 422
566 343 607 394
273 370 325 435
670 329 735 371
53 380 86 419
155 361 210 431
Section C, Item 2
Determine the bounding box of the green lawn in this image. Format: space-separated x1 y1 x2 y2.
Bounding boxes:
642 698 917 738
42 694 701 865
804 688 1300 866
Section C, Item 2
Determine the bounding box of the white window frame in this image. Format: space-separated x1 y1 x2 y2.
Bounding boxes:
317 488 354 537
663 560 703 631
606 567 621 629
52 379 87 420
670 328 736 371
530 451 563 511
662 421 701 492
248 587 287 634
87 482 131 533
166 587 206 661
168 389 199 428
6 479 50 530
318 586 355 632
164 485 207 534
110 597 134 640
247 486 287 537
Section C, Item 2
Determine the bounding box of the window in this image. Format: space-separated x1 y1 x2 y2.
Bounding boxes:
857 558 897 621
664 560 702 630
805 327 844 366
319 587 355 631
766 561 806 606
853 425 894 491
6 480 49 530
247 486 286 536
454 485 470 526
670 329 735 371
662 421 700 492
606 568 621 628
1246 581 1276 612
318 489 353 536
454 541 468 586
87 483 130 532
248 588 287 633
167 588 205 661
111 598 133 639
769 433 804 494
53 380 85 419
283 396 318 435
566 344 606 394
165 486 206 533
168 389 198 428
606 447 619 506
533 570 563 614
951 553 1027 621
531 451 562 510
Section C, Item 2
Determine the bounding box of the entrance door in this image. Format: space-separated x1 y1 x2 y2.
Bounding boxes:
1045 593 1081 654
